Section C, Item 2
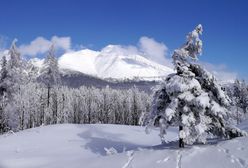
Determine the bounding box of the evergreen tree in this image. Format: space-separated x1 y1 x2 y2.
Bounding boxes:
0 39 25 97
40 44 60 88
233 80 248 122
0 56 8 96
131 86 143 125
145 25 246 148
40 44 60 105
0 40 27 131
0 93 8 133
40 45 60 124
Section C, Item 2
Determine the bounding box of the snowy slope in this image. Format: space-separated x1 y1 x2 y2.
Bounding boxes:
59 49 100 76
0 123 248 168
30 46 174 80
94 45 173 79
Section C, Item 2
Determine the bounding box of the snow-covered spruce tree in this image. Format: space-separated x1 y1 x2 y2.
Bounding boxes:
40 44 61 124
0 93 8 133
232 80 248 123
0 56 8 132
0 40 27 131
130 86 143 125
40 44 61 92
146 25 246 148
0 56 8 96
0 40 26 97
0 56 10 133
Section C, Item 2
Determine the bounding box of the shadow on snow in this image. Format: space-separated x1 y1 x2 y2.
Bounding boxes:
76 125 229 156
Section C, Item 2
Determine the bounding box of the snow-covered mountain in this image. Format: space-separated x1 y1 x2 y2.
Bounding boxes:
31 45 174 80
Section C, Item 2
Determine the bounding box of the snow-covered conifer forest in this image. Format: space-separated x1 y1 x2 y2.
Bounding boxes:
0 25 248 168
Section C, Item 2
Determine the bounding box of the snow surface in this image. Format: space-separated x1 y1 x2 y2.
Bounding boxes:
0 123 248 168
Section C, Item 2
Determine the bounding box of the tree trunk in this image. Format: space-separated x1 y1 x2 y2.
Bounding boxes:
53 94 58 124
179 111 184 148
179 125 184 148
47 86 50 107
243 107 247 115
237 106 239 124
20 107 25 130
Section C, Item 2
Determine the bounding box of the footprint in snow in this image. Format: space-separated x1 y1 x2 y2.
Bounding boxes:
156 157 170 164
237 147 245 151
156 160 162 163
223 148 229 154
163 157 169 162
219 147 248 168
235 158 247 167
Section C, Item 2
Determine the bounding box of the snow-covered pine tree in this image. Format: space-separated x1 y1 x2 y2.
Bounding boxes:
233 80 248 123
26 60 40 83
122 90 132 125
0 39 25 97
0 56 8 132
146 24 246 148
0 40 27 131
40 44 61 124
130 86 143 125
0 55 8 96
40 44 61 91
100 86 112 123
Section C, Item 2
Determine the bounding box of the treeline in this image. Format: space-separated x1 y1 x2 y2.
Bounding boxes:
3 83 150 132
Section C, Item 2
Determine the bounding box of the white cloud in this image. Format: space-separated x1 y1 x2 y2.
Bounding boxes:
138 36 171 67
0 35 8 51
51 36 71 51
101 44 139 56
100 36 173 68
201 62 238 83
19 36 71 56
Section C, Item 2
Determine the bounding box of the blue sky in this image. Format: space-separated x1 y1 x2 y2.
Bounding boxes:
0 0 247 80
